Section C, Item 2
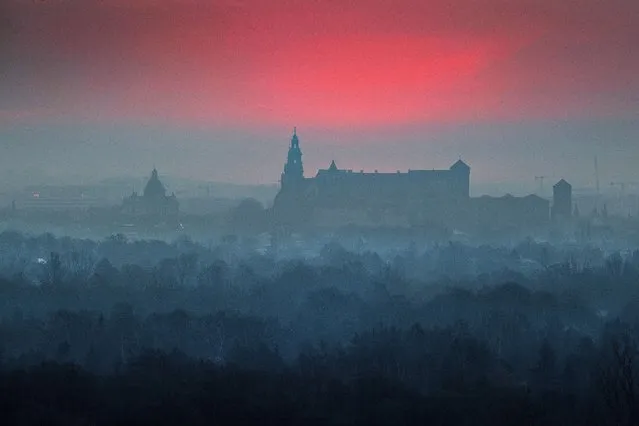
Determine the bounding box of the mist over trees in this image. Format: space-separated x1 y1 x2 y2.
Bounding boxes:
0 230 639 424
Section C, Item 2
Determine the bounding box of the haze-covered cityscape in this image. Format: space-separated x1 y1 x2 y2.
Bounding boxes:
2 128 639 253
1 1 639 425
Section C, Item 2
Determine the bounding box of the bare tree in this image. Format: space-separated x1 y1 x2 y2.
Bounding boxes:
64 250 97 282
596 334 639 426
176 252 198 287
45 251 63 286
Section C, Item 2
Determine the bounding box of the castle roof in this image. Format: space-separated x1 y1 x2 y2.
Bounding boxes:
554 179 572 189
450 159 470 171
328 160 338 171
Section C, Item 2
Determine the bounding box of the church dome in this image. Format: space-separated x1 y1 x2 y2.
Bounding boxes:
143 168 167 198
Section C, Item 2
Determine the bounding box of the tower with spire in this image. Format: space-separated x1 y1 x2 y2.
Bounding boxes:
281 127 304 189
272 128 479 230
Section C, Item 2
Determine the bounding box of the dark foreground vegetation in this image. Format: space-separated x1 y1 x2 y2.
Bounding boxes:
1 231 639 425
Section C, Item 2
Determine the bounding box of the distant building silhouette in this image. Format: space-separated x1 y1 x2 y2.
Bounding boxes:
273 129 471 228
281 127 304 189
271 129 560 231
552 179 572 220
121 168 179 219
470 194 550 229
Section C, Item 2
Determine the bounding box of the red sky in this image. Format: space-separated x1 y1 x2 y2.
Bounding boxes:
2 0 638 126
0 0 638 189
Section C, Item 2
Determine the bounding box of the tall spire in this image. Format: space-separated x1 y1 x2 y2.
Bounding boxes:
291 127 300 149
282 127 304 188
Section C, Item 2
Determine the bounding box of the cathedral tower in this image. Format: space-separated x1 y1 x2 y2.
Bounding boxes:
281 127 304 189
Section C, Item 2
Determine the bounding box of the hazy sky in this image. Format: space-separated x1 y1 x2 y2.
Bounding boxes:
1 0 638 193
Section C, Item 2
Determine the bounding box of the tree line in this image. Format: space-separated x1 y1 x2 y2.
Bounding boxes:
0 231 639 424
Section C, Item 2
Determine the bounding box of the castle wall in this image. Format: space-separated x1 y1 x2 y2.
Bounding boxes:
311 168 468 205
274 130 471 229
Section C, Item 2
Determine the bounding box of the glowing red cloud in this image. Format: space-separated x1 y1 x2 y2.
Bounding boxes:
243 34 530 125
1 0 638 126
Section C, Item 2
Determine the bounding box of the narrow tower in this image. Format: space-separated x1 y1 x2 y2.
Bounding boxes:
552 179 572 220
449 159 471 198
281 127 304 189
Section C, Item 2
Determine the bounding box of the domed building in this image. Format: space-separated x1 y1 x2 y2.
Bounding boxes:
121 168 179 220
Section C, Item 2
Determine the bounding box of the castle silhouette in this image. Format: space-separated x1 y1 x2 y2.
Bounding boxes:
272 129 558 230
118 129 571 231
